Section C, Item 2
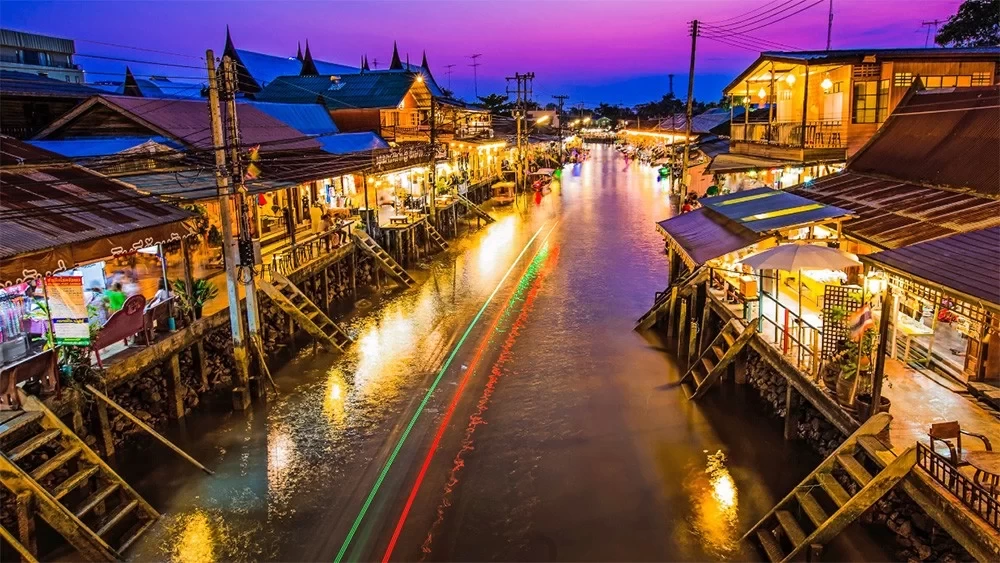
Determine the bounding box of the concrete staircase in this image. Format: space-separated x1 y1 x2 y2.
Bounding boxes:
352 231 415 288
0 394 159 561
744 413 916 562
258 272 353 353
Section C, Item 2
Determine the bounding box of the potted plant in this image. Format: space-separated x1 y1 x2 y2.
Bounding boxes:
172 278 219 319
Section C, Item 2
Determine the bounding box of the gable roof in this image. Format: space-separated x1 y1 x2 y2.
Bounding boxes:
34 95 321 152
848 86 999 197
256 72 424 110
862 227 1000 309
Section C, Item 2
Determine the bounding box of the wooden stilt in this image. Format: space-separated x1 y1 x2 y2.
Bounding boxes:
322 268 331 311
194 341 209 390
784 384 799 440
165 354 185 419
677 298 689 361
95 400 115 458
16 491 37 560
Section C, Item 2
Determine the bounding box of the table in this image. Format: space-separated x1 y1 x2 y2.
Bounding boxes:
967 451 1000 495
894 313 934 363
389 216 409 226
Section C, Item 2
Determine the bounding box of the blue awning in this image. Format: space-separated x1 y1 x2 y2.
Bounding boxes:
700 187 854 234
318 132 388 155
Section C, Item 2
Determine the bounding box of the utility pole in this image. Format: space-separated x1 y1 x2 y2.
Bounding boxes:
444 63 456 90
205 50 252 410
554 94 569 166
920 20 944 47
469 54 482 98
826 0 834 50
221 55 263 365
680 20 699 207
506 72 534 193
429 95 437 222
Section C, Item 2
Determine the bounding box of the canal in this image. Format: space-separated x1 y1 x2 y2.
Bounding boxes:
124 145 889 561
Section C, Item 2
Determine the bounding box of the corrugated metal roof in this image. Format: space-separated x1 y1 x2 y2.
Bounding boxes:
707 153 798 173
234 48 306 88
787 172 1000 249
656 208 761 268
318 132 388 154
89 77 204 99
0 70 102 98
256 72 417 109
118 170 294 201
68 96 321 152
700 186 854 234
863 227 1000 308
27 136 180 158
849 86 999 197
0 29 75 53
241 101 339 135
657 108 744 134
314 59 359 76
0 137 194 267
0 135 62 165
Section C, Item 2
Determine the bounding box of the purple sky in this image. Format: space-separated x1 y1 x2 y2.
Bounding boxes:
2 0 963 105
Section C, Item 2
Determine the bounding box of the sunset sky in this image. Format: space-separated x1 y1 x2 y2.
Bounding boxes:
2 0 964 105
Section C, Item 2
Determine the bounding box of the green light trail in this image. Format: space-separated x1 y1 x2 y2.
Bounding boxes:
335 222 554 563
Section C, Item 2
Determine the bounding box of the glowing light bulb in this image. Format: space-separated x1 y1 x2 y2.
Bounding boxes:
821 76 833 91
785 73 796 86
757 87 767 99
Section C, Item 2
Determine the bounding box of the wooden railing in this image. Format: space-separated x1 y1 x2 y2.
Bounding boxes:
731 120 846 149
915 442 1000 532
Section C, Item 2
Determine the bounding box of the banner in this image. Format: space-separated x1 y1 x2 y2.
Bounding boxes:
45 276 90 346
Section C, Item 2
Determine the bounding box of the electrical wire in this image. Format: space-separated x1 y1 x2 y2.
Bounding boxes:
73 38 203 60
699 0 825 34
73 52 205 70
702 0 792 25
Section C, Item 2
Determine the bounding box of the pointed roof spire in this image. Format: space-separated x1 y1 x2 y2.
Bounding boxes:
389 41 403 70
301 40 318 75
362 54 370 72
123 67 143 97
421 50 429 70
406 53 410 70
297 41 303 61
224 25 236 53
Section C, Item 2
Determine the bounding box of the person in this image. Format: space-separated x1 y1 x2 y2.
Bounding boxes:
147 279 171 309
86 284 109 325
105 282 126 313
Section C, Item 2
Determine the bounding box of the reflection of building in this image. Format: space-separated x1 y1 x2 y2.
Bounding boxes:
721 48 1000 186
0 29 84 83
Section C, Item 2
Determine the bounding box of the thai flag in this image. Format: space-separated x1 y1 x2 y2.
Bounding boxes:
847 305 875 340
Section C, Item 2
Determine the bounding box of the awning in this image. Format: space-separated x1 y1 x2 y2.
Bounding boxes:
118 171 295 201
0 163 195 286
707 153 797 173
700 187 854 234
656 209 762 269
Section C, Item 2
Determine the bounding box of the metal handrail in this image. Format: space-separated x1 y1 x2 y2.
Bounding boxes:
758 291 823 375
915 442 1000 532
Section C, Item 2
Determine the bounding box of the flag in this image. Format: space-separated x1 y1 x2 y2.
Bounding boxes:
245 145 261 181
846 305 874 340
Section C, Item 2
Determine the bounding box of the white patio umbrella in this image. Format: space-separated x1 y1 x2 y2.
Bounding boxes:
741 243 861 318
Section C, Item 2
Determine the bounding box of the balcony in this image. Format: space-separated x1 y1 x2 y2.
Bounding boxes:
730 120 847 162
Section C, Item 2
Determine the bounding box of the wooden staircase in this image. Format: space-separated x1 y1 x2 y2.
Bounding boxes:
455 194 496 224
634 267 705 331
744 413 917 562
257 272 353 353
0 394 159 561
425 223 449 251
352 231 415 288
679 319 755 399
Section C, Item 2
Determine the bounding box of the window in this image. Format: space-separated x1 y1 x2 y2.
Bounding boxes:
877 79 889 122
923 75 977 88
852 80 879 123
893 72 913 87
21 49 41 65
0 46 18 64
972 72 991 86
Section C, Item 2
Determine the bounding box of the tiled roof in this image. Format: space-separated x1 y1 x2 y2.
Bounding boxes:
863 227 1000 308
256 72 417 110
848 86 999 197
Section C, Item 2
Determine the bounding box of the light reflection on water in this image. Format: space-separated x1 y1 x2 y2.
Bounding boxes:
688 450 741 559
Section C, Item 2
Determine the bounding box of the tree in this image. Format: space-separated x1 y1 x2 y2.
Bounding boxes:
477 93 512 116
935 0 1000 47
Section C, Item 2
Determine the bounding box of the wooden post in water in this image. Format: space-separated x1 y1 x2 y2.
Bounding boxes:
194 341 209 390
784 384 800 440
165 353 185 420
698 283 712 355
677 298 689 362
16 491 36 558
95 399 115 457
868 290 894 420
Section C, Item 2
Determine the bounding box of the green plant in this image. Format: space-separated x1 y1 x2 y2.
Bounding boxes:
207 225 223 247
172 278 219 315
182 203 211 236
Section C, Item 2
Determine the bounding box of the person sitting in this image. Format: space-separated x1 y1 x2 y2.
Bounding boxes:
147 279 172 309
105 282 126 313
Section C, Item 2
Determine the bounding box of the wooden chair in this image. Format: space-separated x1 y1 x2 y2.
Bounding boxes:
143 297 175 341
93 294 148 368
929 421 993 467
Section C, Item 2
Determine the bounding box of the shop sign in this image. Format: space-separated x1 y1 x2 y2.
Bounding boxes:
45 276 90 346
372 145 434 173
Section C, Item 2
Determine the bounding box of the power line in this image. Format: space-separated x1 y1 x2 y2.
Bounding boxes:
920 19 945 48
702 0 792 25
699 0 822 33
74 52 205 70
74 38 203 60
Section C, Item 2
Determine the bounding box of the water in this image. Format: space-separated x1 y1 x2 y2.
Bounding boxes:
124 146 888 562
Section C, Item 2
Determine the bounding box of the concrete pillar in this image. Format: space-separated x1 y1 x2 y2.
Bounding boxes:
165 353 185 420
